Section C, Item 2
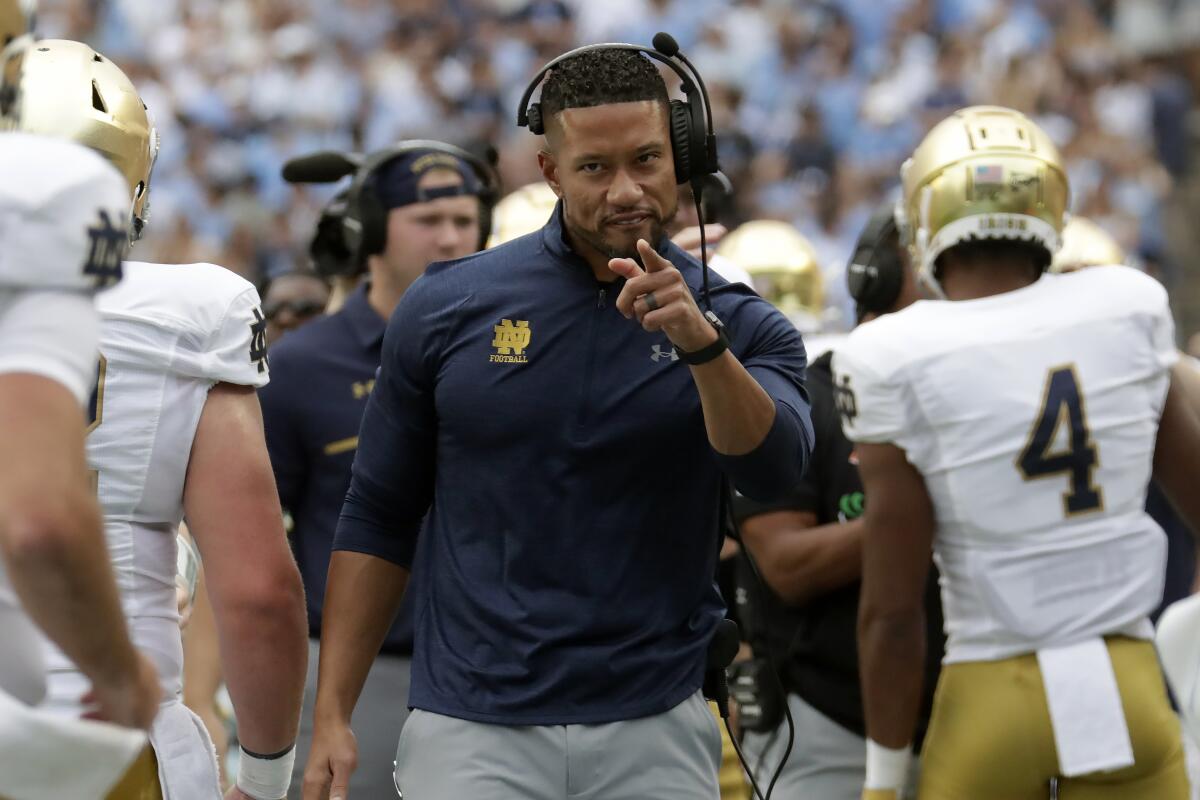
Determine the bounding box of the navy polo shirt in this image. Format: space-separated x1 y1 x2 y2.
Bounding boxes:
334 204 813 725
259 285 414 653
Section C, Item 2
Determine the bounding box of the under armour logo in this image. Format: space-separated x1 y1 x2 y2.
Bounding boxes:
650 344 678 363
249 307 268 373
82 210 125 288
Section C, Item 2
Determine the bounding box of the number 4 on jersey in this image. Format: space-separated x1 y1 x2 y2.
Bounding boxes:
1017 365 1104 516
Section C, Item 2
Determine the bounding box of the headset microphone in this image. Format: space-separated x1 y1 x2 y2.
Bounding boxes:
281 151 361 184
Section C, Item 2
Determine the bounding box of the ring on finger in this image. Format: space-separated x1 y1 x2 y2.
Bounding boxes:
644 291 660 311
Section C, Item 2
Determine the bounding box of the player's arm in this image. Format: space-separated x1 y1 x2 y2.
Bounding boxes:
742 512 864 605
183 383 308 781
855 441 934 793
1153 363 1200 536
0 373 158 730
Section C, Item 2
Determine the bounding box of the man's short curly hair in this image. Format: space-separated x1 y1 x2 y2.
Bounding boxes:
540 48 669 124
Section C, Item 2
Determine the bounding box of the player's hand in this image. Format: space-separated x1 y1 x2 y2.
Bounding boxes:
610 239 718 353
223 787 257 800
302 719 358 800
671 224 726 260
82 651 160 730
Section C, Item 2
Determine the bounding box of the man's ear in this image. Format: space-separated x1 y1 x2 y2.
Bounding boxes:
537 149 562 198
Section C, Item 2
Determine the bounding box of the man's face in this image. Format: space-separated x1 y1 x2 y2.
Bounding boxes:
538 100 678 263
263 274 330 345
376 168 481 288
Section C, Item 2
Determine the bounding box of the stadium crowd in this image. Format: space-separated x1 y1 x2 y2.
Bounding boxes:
35 0 1200 333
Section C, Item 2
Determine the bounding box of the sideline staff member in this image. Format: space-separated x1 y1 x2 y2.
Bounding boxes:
733 204 944 799
305 44 813 800
260 141 497 798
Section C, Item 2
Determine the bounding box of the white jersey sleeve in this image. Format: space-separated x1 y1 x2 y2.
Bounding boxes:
0 133 129 291
98 261 269 388
170 275 270 388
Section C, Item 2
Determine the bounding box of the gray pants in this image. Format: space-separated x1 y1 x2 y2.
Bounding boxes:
741 692 866 800
287 639 412 799
393 691 722 800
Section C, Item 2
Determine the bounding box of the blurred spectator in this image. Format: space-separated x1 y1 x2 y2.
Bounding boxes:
44 0 1199 331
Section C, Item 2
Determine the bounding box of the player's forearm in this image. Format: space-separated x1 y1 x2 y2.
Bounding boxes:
749 519 865 605
5 504 140 687
313 551 410 724
211 566 308 753
858 606 926 749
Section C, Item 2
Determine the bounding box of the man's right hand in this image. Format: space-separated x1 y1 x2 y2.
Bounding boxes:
302 720 358 800
83 651 161 730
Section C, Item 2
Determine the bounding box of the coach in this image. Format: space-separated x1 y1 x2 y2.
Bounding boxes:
304 44 813 800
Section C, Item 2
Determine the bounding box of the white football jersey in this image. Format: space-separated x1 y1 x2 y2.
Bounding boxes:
42 261 269 712
0 133 128 707
0 132 128 291
834 266 1176 663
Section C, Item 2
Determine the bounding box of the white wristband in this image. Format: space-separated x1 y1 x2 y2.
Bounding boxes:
864 738 912 791
237 744 296 800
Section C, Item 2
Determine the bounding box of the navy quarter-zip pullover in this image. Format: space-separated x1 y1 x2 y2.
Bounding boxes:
334 204 813 725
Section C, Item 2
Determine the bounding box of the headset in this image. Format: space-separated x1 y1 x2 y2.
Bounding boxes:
517 33 719 186
846 201 906 321
342 140 501 267
518 32 723 308
308 188 354 278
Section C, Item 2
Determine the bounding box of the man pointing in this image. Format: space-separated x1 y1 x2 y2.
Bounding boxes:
304 45 813 800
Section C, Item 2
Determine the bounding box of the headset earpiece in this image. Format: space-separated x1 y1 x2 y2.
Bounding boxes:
668 100 693 185
847 203 905 319
526 104 544 137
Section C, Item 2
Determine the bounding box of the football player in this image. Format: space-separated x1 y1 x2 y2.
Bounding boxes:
0 4 161 798
18 40 308 800
834 106 1200 799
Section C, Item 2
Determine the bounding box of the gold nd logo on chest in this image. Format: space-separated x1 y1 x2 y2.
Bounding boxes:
490 319 532 364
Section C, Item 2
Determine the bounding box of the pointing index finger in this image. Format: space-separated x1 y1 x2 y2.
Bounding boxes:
638 238 671 272
607 255 644 280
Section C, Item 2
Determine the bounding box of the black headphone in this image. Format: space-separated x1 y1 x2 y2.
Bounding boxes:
847 201 906 321
308 189 354 278
341 140 501 268
516 32 719 186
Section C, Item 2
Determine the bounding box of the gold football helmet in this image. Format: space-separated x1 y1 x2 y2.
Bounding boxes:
1050 216 1125 273
0 0 36 127
16 39 158 241
487 182 559 247
716 220 824 323
899 105 1069 296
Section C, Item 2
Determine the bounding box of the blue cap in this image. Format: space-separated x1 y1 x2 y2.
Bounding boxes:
372 149 484 211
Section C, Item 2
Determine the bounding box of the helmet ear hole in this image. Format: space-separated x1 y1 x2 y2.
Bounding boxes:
91 80 106 113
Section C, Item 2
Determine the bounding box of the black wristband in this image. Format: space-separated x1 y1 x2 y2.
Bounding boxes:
676 312 730 365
